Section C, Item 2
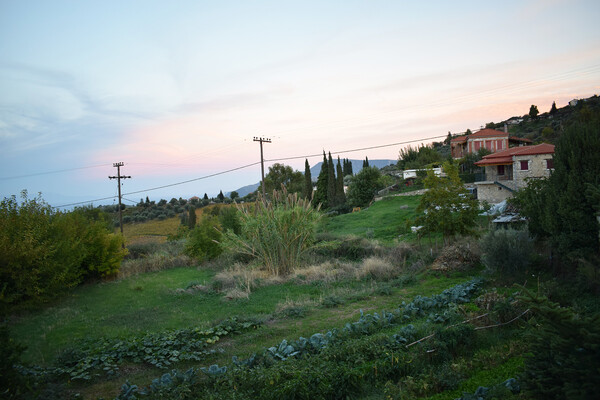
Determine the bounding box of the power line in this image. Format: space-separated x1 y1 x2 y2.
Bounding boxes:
0 163 113 181
265 134 447 163
52 134 446 209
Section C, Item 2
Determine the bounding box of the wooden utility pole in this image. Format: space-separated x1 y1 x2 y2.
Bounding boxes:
253 137 271 198
109 162 131 246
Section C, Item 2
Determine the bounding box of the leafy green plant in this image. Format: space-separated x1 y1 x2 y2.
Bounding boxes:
479 229 533 276
184 215 223 261
223 188 321 276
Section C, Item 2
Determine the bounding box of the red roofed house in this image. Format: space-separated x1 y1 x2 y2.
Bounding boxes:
473 143 555 203
451 128 532 159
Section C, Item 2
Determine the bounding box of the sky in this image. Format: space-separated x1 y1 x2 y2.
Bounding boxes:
1 0 599 207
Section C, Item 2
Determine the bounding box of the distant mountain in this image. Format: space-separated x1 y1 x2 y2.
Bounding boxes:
227 182 260 198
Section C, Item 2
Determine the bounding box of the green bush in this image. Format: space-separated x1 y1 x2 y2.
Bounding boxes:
520 288 600 399
185 216 223 261
0 192 126 308
479 229 533 276
223 189 321 276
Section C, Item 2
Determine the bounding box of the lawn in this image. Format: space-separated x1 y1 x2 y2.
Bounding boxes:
319 195 422 242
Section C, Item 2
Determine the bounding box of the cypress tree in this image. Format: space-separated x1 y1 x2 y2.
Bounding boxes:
327 152 336 208
203 193 209 200
344 158 353 176
217 190 225 202
336 156 346 206
303 159 313 200
314 152 329 208
188 205 197 229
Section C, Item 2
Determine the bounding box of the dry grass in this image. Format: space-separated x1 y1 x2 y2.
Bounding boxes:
355 256 398 280
291 261 355 283
223 287 250 300
275 294 320 313
213 263 283 294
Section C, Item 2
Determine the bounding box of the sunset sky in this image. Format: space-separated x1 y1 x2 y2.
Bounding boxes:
1 0 599 207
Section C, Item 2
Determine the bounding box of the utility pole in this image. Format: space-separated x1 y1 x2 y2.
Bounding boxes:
253 137 271 198
109 162 131 246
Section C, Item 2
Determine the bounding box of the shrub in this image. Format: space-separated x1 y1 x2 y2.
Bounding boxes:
480 229 533 276
185 216 223 261
223 189 321 276
0 192 126 308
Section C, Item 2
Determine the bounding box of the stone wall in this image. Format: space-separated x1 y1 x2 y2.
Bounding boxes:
513 153 553 189
475 182 514 204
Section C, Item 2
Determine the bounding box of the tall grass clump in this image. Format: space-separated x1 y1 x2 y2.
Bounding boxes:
480 228 533 276
224 188 321 276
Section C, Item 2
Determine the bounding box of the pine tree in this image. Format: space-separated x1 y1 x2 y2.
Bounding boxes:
188 205 197 229
336 156 346 206
303 159 313 200
314 152 329 208
327 152 336 208
544 114 600 262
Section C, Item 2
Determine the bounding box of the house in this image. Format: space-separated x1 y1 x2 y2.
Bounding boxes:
402 167 444 180
473 143 555 203
451 128 532 159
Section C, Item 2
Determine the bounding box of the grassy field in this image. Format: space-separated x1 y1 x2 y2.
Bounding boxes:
7 194 530 399
319 195 421 242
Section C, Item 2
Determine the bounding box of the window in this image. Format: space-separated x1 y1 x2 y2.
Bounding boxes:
546 159 554 169
496 140 503 150
497 165 505 175
474 141 481 151
486 140 492 151
520 160 529 171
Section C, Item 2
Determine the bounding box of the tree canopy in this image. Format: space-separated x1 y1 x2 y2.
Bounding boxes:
414 161 479 244
259 163 304 196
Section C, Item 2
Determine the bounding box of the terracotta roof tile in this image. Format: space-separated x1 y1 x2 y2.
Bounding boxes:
475 143 555 166
469 129 509 138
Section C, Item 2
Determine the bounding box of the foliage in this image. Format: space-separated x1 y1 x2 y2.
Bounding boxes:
414 161 479 244
346 166 384 207
519 288 600 399
259 163 304 197
342 158 353 176
335 157 346 207
187 206 197 229
302 159 312 200
0 192 126 308
479 229 533 276
460 148 491 174
20 318 261 382
398 144 443 169
218 206 241 235
512 111 600 266
1 324 29 399
184 216 223 261
313 152 329 208
114 279 484 399
223 188 322 276
327 152 337 208
528 104 539 119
